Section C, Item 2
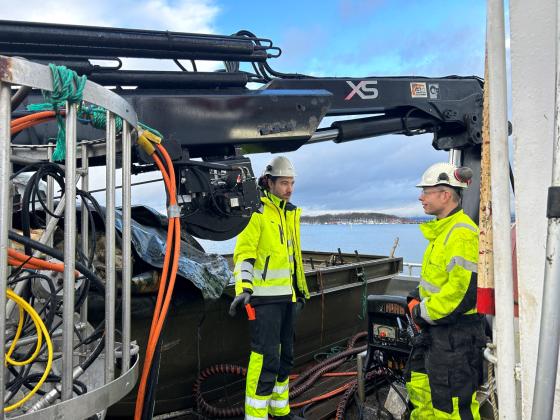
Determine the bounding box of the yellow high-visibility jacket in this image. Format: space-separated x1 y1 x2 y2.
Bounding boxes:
233 190 309 303
416 208 479 324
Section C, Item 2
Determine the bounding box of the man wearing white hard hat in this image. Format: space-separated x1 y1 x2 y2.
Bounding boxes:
405 162 486 420
229 156 309 420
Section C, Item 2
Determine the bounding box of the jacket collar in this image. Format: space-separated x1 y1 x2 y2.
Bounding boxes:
420 206 463 241
263 190 286 209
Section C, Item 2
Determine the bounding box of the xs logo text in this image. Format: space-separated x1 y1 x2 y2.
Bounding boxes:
345 80 379 100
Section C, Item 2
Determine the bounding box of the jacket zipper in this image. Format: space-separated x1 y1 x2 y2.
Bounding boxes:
262 256 270 280
278 224 284 244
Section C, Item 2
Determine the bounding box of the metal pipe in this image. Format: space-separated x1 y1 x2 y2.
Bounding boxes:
484 346 498 365
307 128 339 144
0 20 259 54
105 111 116 383
487 1 518 418
47 143 55 247
62 102 78 401
121 122 132 373
531 0 560 416
449 149 462 166
356 350 367 403
80 143 89 363
0 45 269 63
88 71 249 89
0 82 12 419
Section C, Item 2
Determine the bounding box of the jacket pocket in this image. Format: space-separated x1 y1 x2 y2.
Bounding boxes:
262 256 270 280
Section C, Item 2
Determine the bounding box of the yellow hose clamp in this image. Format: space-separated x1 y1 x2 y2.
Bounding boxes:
141 128 162 144
167 204 181 218
137 134 156 156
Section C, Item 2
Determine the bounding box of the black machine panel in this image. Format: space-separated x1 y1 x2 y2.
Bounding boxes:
364 295 414 372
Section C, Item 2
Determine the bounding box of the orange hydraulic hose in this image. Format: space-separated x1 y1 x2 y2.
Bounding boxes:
290 381 354 409
11 111 57 135
12 111 56 125
8 248 79 276
134 145 181 420
134 155 173 419
289 372 358 380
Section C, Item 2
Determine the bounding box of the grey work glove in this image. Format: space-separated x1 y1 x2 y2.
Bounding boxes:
295 297 306 316
229 292 251 317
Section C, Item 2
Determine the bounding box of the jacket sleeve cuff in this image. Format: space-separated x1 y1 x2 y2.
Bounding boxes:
407 287 420 302
412 304 429 328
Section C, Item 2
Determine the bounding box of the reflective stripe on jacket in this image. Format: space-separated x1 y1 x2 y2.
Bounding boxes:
233 191 309 302
418 208 479 324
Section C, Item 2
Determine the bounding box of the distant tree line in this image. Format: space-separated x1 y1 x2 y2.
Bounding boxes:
300 212 431 224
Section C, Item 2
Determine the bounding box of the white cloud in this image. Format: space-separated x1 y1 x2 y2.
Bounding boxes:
2 0 219 32
2 0 222 72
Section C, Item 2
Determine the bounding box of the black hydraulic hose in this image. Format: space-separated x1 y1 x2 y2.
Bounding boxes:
0 20 261 55
141 336 163 420
8 230 105 292
192 364 247 418
11 85 32 111
80 334 105 371
290 346 366 399
291 331 367 389
335 370 382 420
193 332 368 417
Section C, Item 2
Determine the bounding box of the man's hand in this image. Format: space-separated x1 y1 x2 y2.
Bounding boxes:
295 297 306 316
229 292 251 317
408 298 422 332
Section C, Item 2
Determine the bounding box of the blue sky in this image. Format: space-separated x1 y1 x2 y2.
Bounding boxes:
2 0 487 216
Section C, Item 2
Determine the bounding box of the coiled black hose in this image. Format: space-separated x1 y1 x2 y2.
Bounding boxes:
192 332 368 417
192 364 247 417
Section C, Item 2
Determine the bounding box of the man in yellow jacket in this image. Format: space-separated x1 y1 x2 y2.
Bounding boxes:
406 162 486 420
229 156 309 420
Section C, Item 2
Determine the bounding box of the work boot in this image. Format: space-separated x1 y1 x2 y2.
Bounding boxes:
274 414 305 420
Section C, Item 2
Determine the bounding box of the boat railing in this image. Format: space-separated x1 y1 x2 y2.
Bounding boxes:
0 55 138 419
400 262 422 278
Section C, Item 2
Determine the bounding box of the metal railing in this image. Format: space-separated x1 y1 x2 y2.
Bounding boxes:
0 55 139 419
400 262 422 277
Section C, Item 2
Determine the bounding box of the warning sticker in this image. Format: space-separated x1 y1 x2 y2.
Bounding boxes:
410 82 427 98
428 83 440 99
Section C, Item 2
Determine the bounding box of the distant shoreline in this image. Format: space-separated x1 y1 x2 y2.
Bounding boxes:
301 212 429 225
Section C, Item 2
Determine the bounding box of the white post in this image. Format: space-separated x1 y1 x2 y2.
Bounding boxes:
530 0 560 417
487 1 518 419
510 0 558 417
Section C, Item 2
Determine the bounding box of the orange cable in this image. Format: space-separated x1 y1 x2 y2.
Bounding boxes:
8 248 79 276
134 145 181 420
290 381 354 408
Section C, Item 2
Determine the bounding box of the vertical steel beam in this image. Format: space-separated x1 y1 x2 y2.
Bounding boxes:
47 143 54 247
0 82 12 419
62 102 78 401
80 145 89 327
121 123 132 373
487 1 518 418
531 0 560 417
105 112 116 383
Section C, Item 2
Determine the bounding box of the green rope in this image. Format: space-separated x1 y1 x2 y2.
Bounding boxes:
80 105 123 132
40 64 87 161
138 122 164 139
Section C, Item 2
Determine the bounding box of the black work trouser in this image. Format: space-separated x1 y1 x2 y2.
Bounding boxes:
245 302 296 417
405 319 486 419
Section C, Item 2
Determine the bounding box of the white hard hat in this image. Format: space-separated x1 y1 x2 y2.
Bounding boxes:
263 156 296 177
416 162 473 189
